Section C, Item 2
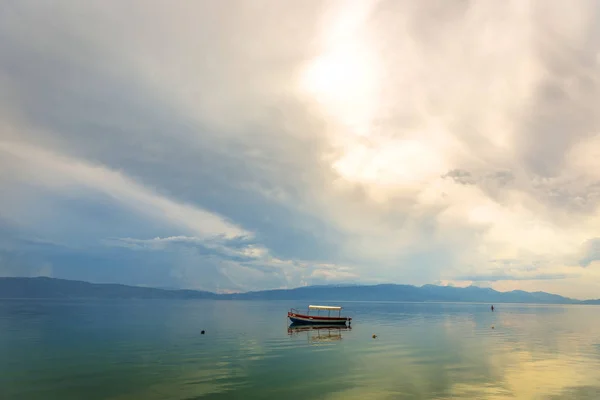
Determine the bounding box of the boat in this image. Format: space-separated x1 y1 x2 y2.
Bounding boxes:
287 305 352 325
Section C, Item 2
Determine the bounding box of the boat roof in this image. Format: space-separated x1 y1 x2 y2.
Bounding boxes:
309 305 342 310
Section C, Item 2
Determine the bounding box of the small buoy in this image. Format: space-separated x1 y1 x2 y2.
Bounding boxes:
372 334 377 339
491 325 494 329
201 330 205 335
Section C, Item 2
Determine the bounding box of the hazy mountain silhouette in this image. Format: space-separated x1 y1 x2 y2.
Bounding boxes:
1 277 598 304
0 277 217 299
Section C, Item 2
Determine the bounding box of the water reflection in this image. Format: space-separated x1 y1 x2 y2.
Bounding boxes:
287 323 352 343
2 300 600 399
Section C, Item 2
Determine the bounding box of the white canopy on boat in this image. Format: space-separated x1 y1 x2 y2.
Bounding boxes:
309 305 342 310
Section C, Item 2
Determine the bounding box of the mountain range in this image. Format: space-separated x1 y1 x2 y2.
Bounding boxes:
1 277 599 304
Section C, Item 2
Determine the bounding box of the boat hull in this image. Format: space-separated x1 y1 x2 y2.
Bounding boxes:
288 312 351 325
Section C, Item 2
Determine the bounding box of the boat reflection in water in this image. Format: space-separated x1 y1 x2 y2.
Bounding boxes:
287 323 352 343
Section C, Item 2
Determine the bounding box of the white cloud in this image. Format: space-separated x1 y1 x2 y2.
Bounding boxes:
1 0 600 296
104 234 361 291
0 141 247 240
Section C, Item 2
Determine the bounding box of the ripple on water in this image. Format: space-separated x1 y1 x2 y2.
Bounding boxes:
3 300 600 400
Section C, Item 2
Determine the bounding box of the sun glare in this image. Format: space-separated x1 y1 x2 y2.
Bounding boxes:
300 44 380 137
298 0 451 192
298 0 382 137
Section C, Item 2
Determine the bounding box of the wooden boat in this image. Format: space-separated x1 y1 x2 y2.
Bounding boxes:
287 305 352 325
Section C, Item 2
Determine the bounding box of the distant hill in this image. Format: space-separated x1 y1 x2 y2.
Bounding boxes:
225 283 579 304
0 277 218 300
582 299 600 305
0 277 590 304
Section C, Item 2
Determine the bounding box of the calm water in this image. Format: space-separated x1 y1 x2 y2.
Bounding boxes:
1 300 600 399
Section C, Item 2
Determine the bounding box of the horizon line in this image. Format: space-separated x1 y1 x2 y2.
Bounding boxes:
2 276 599 302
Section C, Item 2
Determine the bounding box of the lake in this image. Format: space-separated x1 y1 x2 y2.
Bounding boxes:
1 300 600 399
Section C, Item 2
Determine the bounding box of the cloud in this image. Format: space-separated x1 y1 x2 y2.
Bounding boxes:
579 238 600 267
0 141 247 240
456 273 572 282
1 0 600 296
442 169 476 185
103 235 361 291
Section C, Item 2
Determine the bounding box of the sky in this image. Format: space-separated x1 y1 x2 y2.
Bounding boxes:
1 0 600 298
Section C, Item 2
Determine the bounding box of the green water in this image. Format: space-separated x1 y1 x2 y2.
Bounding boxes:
1 300 600 399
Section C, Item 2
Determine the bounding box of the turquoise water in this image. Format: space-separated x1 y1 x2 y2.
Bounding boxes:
1 300 600 399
